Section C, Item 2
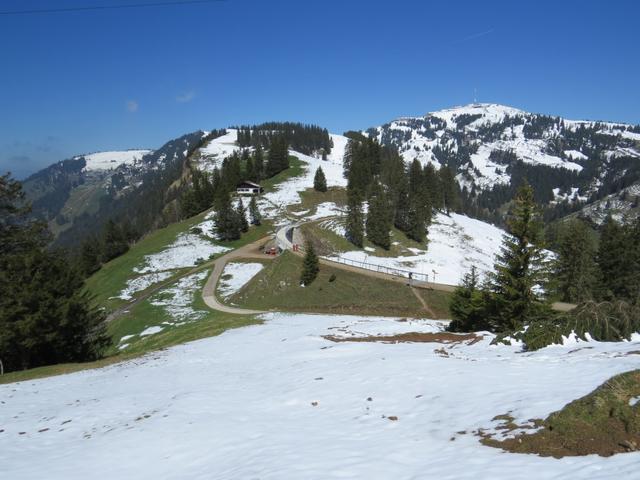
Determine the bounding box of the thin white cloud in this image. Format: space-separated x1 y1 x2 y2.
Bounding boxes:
176 90 196 103
453 28 495 45
126 100 139 113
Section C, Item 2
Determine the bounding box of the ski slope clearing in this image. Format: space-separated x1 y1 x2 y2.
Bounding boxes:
196 129 240 172
326 212 505 285
1 313 638 479
262 142 348 210
80 150 152 171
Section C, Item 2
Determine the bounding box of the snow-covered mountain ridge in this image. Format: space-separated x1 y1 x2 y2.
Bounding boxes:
367 103 640 223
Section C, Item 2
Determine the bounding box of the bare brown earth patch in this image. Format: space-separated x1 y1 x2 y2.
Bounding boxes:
323 332 483 345
478 370 640 458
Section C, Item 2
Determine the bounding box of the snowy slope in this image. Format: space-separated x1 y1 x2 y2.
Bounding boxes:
193 129 349 223
79 150 152 171
1 313 638 479
326 212 505 285
195 129 240 172
367 103 640 203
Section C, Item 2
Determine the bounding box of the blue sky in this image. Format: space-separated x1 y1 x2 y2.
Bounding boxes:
1 0 639 179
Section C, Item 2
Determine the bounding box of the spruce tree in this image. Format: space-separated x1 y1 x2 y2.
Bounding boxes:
447 266 489 332
313 166 327 192
102 219 129 262
406 159 430 243
300 241 320 286
439 166 461 214
0 173 110 372
554 219 597 303
214 192 241 241
79 234 103 276
423 163 443 210
249 196 262 226
489 182 550 332
366 181 392 250
245 155 256 182
253 146 264 181
394 176 411 232
236 197 249 233
597 215 634 300
266 135 289 177
346 189 364 248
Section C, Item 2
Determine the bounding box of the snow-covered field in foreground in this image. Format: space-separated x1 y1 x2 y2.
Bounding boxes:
2 313 639 480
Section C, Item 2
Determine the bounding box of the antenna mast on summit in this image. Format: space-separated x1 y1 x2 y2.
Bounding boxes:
474 88 478 104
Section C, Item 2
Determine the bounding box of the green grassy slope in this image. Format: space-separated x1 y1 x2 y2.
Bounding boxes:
228 251 450 318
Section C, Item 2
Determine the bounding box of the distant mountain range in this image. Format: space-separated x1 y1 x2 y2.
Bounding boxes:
366 103 640 224
21 104 640 247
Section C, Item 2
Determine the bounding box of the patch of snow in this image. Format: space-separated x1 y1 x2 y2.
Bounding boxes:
150 271 209 323
80 150 152 171
2 313 639 479
305 202 343 221
135 234 229 274
118 271 174 300
564 150 587 161
196 129 240 172
217 262 264 299
195 219 216 238
139 326 163 337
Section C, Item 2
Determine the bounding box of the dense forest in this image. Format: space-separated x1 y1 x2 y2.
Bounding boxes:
342 135 460 249
235 122 333 157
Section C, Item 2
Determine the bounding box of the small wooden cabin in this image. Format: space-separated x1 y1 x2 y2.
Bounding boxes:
236 181 264 195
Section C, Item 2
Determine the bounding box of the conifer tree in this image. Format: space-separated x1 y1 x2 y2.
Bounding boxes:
249 196 261 226
236 197 249 233
253 146 264 181
394 177 411 232
313 166 327 192
245 155 256 182
439 166 461 214
554 218 597 303
447 266 489 332
266 135 289 177
79 234 103 276
489 182 550 331
366 181 392 249
345 189 364 248
597 215 633 300
0 173 110 373
300 241 320 286
102 219 129 261
423 163 443 210
406 159 430 243
214 192 241 241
